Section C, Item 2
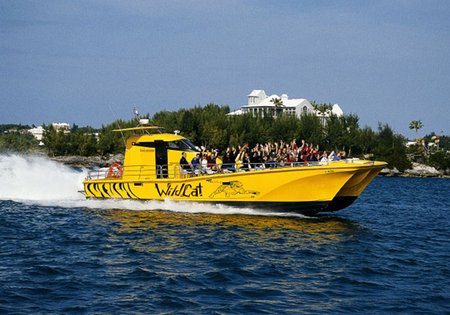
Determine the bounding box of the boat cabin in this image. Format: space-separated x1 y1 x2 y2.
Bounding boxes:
122 131 200 179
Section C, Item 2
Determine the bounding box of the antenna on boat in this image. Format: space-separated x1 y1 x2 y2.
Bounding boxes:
108 105 127 149
134 106 151 131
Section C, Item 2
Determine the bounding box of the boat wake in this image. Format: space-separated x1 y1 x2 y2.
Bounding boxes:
0 154 308 218
0 154 85 202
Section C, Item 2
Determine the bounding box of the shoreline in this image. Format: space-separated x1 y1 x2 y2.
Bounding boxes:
50 154 124 169
380 162 449 178
379 172 450 179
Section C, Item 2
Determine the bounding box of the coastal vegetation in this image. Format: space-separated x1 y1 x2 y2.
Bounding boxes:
1 104 449 173
409 120 424 135
0 124 39 152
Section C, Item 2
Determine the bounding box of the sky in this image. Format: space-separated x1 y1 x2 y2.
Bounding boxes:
1 0 449 139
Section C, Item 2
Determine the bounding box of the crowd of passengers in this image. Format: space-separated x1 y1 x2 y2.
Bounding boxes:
180 139 346 173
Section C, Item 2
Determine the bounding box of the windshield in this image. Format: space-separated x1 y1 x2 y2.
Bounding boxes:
167 139 199 151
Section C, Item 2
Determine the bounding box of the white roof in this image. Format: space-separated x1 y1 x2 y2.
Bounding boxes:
332 104 343 116
246 94 309 108
227 109 244 116
248 90 265 97
238 89 344 117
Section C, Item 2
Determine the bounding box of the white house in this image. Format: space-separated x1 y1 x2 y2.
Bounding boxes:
228 89 343 119
28 126 45 141
52 122 71 131
28 122 71 145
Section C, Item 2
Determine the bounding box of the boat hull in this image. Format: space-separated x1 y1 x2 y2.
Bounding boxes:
196 200 329 215
324 161 386 211
84 162 383 215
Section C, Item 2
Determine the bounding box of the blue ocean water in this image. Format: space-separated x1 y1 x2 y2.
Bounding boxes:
0 155 449 314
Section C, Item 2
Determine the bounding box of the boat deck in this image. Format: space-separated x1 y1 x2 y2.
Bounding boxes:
86 159 376 181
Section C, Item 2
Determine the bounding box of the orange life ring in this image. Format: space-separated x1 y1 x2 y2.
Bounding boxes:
108 162 123 178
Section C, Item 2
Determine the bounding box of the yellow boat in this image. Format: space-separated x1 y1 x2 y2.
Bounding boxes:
83 126 387 215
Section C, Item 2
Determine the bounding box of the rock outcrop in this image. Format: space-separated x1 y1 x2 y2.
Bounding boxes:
379 167 400 176
381 163 444 178
51 154 124 168
403 162 443 177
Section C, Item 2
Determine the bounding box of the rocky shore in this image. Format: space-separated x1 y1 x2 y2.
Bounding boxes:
380 162 449 178
51 154 124 168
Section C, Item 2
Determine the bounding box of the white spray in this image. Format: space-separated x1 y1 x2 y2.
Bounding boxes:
0 154 85 201
0 154 306 217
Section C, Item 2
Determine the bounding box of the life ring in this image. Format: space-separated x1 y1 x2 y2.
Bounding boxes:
108 162 123 178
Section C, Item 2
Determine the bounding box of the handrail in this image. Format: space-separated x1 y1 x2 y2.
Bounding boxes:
85 159 368 181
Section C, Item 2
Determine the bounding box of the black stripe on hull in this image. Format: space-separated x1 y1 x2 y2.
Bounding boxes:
323 196 358 212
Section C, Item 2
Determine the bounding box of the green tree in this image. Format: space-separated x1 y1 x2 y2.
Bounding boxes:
358 126 377 155
42 124 59 156
19 101 437 174
270 97 285 117
428 151 450 171
227 113 253 147
373 123 410 171
409 120 424 137
312 102 333 126
95 119 137 155
152 110 179 133
0 128 39 152
270 115 301 144
77 131 98 156
341 114 360 156
179 109 198 141
297 113 323 147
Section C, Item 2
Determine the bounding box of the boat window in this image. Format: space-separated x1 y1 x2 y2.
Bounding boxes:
167 139 199 151
182 139 199 151
134 139 199 151
134 142 155 148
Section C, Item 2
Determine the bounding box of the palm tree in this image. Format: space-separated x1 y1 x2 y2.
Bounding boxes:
313 102 333 126
270 97 284 117
409 120 424 137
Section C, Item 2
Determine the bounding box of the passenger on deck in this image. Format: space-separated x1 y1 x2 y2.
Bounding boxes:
201 153 209 172
222 150 235 171
309 152 319 162
234 144 248 170
250 149 263 169
241 152 252 170
180 152 191 170
191 153 201 171
320 151 329 165
215 152 223 173
207 151 216 169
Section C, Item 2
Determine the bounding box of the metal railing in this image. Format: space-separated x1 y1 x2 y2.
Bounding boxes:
85 159 370 181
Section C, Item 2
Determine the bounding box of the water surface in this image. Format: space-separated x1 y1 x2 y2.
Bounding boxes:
0 155 449 313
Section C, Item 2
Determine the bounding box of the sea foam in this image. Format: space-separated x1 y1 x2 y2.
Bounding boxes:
0 154 306 217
